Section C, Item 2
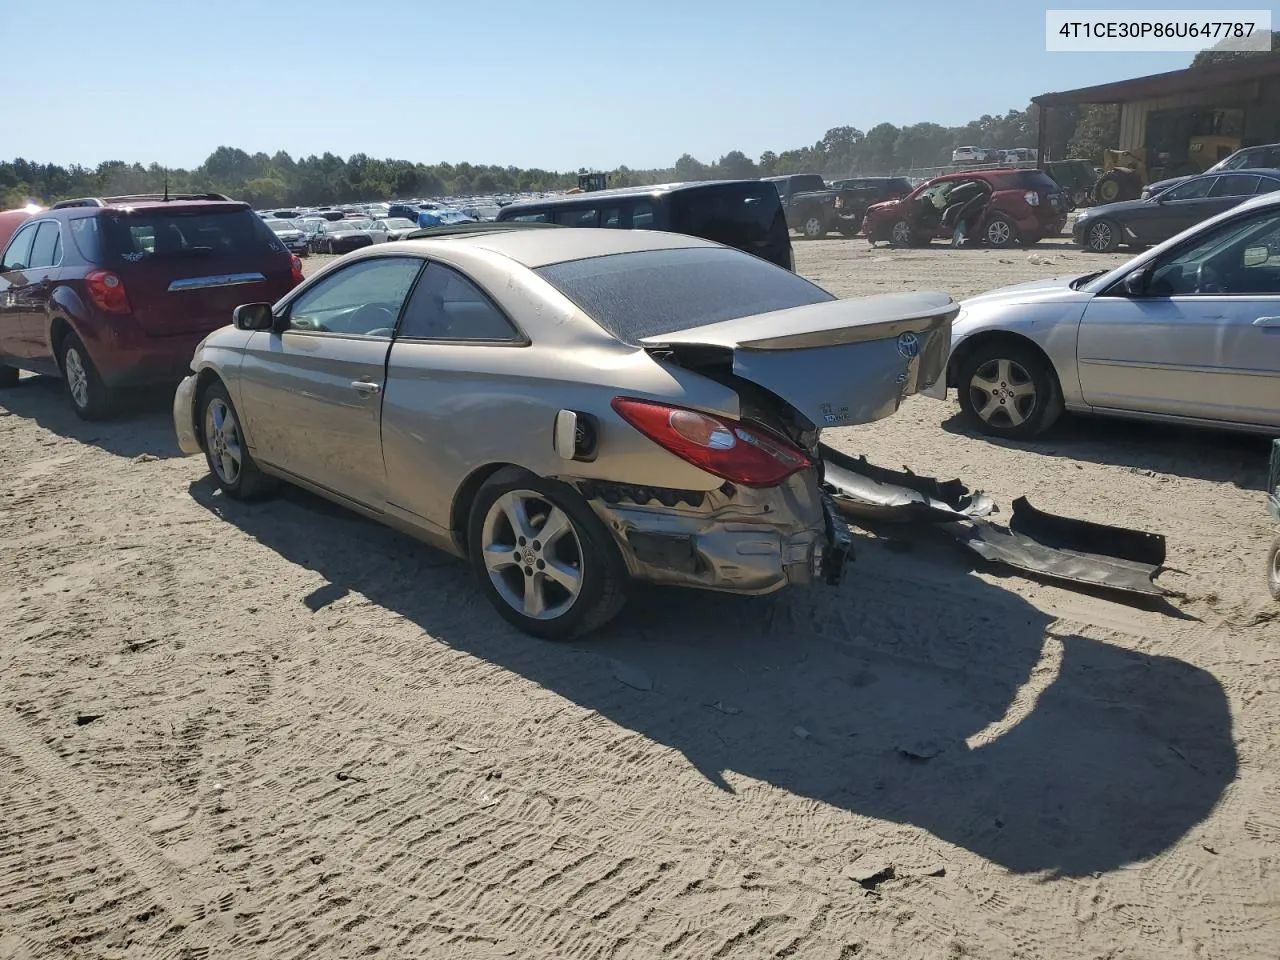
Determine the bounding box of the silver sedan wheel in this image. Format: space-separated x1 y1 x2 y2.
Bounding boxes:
481 490 584 621
204 397 244 486
968 357 1037 429
64 347 90 409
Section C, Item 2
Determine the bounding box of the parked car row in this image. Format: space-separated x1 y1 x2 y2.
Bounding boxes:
3 181 1279 634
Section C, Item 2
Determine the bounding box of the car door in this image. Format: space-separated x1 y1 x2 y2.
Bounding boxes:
1144 176 1227 242
380 260 525 531
0 220 41 361
13 220 63 360
1077 205 1280 427
237 255 425 509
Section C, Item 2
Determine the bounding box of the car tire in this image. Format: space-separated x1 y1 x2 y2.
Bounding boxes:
1268 534 1280 601
199 380 277 500
468 466 628 641
802 214 827 240
0 365 19 388
956 339 1063 440
888 219 914 248
982 213 1019 248
58 333 115 421
1083 218 1120 253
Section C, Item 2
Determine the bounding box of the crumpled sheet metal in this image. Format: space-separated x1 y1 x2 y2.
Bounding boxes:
819 444 1168 597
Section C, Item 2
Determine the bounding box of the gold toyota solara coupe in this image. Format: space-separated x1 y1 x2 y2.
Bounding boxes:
173 227 956 639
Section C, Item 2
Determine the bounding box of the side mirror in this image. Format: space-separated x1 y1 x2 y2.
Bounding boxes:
1122 269 1150 297
233 302 275 331
1243 245 1269 267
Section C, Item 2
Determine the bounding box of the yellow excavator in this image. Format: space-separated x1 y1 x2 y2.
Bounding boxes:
1093 135 1242 203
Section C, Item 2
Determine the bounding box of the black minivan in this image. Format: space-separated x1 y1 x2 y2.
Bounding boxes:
495 180 794 270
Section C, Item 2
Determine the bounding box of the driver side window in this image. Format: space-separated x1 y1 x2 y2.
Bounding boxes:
1149 210 1280 297
287 257 423 337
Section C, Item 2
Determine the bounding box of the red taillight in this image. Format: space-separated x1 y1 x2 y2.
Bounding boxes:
611 397 811 487
290 254 304 286
85 269 131 314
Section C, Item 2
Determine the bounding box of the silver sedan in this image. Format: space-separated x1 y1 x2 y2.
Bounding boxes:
173 228 955 639
925 191 1280 438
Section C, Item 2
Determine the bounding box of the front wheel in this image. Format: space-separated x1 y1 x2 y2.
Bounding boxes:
956 340 1063 440
888 219 914 248
199 380 277 499
59 333 115 421
1083 218 1120 253
468 467 627 640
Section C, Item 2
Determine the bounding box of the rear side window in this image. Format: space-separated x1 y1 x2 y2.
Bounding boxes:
503 210 549 223
100 209 284 262
28 221 61 268
536 246 833 343
397 263 519 341
669 185 786 249
1209 174 1261 198
1256 178 1280 195
69 217 104 262
555 206 599 227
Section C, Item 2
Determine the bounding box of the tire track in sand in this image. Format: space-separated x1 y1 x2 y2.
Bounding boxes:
0 710 235 958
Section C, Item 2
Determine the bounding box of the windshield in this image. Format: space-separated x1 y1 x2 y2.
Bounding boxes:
343 219 373 230
535 246 833 343
268 220 299 232
383 218 417 228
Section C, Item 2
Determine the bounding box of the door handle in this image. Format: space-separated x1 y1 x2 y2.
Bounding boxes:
350 379 381 394
1254 316 1280 327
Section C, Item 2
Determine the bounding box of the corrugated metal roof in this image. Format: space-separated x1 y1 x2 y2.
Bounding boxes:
1033 56 1280 106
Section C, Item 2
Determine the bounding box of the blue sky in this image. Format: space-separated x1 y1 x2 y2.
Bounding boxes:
8 0 1251 171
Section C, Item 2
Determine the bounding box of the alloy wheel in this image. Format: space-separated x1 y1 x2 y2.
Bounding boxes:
64 347 90 410
204 396 244 486
986 219 1013 246
480 490 584 621
968 357 1037 429
1087 222 1114 252
890 221 912 245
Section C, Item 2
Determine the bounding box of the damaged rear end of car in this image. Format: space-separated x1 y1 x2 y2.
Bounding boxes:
536 245 959 597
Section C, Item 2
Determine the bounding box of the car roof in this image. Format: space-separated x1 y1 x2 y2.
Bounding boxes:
366 226 713 269
500 179 771 210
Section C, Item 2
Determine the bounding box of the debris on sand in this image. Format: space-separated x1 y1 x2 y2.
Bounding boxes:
845 855 896 890
75 713 103 726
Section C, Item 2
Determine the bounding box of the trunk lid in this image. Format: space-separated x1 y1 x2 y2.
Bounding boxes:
101 203 296 336
640 292 957 428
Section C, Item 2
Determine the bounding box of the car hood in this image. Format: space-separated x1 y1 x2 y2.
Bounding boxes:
959 275 1088 309
1076 198 1151 220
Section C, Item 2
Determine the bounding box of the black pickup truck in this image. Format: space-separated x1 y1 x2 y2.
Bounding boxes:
764 174 866 239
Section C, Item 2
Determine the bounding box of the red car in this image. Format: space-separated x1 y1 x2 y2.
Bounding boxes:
862 169 1068 248
0 193 303 419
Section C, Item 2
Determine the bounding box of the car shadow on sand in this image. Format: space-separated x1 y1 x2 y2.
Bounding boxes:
942 408 1273 490
1 375 185 461
188 478 1237 878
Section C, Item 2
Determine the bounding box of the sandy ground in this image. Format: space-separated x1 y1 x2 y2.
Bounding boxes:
1 234 1278 960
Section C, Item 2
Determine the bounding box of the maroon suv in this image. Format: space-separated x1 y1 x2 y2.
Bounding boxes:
0 193 303 419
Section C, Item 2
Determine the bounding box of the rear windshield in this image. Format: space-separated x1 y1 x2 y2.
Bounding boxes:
101 208 285 261
535 246 833 343
668 184 786 249
989 171 1059 192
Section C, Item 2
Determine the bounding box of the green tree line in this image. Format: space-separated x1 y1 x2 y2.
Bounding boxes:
0 105 1051 209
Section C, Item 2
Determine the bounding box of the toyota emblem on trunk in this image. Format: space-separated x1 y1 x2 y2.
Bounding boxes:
897 332 920 359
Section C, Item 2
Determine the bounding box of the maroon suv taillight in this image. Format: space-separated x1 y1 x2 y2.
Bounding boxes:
290 254 304 286
611 397 811 488
85 269 131 314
